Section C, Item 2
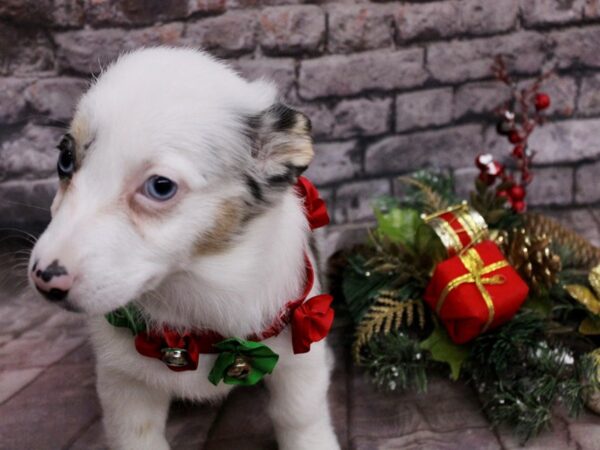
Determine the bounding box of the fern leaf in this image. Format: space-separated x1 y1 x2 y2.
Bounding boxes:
352 297 424 363
397 176 448 213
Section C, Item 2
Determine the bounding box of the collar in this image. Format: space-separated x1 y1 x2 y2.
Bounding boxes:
105 177 334 376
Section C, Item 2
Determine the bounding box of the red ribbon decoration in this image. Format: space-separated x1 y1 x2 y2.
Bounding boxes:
135 329 203 372
291 294 335 354
295 176 330 230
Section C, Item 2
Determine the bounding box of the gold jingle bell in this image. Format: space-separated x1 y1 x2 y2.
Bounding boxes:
161 347 189 367
226 355 252 379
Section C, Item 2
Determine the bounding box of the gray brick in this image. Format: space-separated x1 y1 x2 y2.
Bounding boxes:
258 6 325 56
299 49 426 100
320 223 370 260
452 167 479 200
396 88 453 132
0 125 63 182
0 23 54 76
527 166 573 206
395 0 518 42
0 178 55 226
187 0 226 15
56 24 184 74
551 26 600 70
83 0 188 26
0 78 33 125
232 58 296 99
334 178 390 223
575 160 600 203
427 32 547 83
521 0 585 27
327 4 394 54
185 12 257 57
301 97 392 139
304 140 361 185
528 119 600 164
578 74 600 115
25 78 88 123
365 124 483 175
0 0 84 27
453 81 511 120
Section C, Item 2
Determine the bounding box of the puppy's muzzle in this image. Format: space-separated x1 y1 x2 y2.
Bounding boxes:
31 259 73 303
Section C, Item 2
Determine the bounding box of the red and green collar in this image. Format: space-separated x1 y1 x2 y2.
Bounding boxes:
105 177 334 386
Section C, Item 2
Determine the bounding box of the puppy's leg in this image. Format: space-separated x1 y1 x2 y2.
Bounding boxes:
97 366 171 450
265 341 340 450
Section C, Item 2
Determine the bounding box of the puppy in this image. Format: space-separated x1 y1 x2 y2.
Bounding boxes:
28 47 339 450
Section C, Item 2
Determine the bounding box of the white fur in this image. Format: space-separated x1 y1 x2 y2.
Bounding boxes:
30 47 339 450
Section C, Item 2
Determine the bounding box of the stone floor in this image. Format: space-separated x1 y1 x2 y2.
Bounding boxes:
2 210 600 450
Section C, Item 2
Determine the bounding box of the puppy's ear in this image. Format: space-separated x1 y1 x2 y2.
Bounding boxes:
248 103 313 185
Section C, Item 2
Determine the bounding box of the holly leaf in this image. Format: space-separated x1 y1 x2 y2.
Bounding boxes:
579 317 600 335
373 204 422 249
589 264 600 298
565 284 600 315
419 324 470 380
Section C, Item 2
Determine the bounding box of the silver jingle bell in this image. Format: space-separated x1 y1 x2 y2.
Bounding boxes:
226 355 252 379
161 347 189 367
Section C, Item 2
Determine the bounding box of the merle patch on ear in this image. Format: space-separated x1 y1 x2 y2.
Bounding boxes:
247 103 314 186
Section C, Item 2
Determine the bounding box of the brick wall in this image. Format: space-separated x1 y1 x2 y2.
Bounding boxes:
1 0 600 251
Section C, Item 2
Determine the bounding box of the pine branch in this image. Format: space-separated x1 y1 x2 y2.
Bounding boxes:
353 296 425 363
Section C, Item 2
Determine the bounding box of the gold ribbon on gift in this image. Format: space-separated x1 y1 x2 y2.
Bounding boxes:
436 247 509 332
422 202 488 255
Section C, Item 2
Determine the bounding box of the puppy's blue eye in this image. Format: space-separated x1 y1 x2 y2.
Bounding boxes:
57 149 75 179
143 176 178 201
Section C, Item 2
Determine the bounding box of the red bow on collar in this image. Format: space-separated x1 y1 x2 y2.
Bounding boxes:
130 177 334 371
295 176 330 230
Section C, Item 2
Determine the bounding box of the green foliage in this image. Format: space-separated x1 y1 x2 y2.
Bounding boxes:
361 332 429 393
419 323 470 380
373 201 422 248
342 255 391 323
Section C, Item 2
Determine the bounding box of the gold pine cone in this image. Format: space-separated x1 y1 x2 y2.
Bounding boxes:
500 227 562 294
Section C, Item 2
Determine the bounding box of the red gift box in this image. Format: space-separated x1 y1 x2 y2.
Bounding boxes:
424 240 529 344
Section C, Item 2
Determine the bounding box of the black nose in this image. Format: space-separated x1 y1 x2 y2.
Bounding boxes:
35 260 68 282
36 286 69 302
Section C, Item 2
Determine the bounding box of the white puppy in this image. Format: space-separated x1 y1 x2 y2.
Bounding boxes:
28 47 339 450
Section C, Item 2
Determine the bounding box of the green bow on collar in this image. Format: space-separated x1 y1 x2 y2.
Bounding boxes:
208 337 279 386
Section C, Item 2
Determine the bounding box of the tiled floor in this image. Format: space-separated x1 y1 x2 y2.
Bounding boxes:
1 211 600 449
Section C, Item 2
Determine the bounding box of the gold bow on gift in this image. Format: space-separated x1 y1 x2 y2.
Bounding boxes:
437 247 508 332
565 264 600 334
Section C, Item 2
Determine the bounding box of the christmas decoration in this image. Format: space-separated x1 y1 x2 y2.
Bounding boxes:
336 58 600 442
422 202 488 256
500 227 562 295
208 338 279 386
424 241 529 344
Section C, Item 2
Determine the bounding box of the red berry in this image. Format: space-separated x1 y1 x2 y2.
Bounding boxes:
522 170 533 184
496 190 509 199
535 93 551 111
508 130 522 144
512 200 526 213
509 185 526 201
512 145 524 158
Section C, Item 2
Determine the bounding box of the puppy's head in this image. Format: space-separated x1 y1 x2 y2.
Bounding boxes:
28 47 313 315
